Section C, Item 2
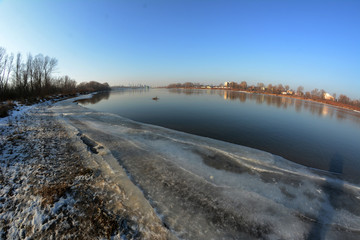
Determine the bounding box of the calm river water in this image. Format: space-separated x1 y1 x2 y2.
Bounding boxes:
78 88 360 183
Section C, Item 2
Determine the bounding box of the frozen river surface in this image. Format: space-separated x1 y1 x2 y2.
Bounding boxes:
52 95 360 240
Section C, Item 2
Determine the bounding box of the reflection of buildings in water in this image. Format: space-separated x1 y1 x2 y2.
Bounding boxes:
222 91 247 102
321 105 334 117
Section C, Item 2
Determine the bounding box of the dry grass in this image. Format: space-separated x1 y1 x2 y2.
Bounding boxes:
0 101 16 118
37 183 70 206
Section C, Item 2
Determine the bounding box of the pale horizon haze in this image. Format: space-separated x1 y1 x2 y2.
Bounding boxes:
0 0 359 99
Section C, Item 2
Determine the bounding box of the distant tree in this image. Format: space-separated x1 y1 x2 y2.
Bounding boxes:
43 56 58 94
228 82 237 89
183 82 194 88
0 47 9 94
33 54 44 93
239 81 247 90
297 86 304 96
14 53 22 92
311 88 320 99
26 54 33 93
354 99 360 107
77 81 110 93
285 85 290 91
276 84 284 94
320 89 326 99
257 82 265 90
332 93 337 101
338 94 350 104
305 91 311 99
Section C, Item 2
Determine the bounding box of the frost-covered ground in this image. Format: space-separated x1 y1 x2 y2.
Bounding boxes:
0 102 170 239
1 97 360 240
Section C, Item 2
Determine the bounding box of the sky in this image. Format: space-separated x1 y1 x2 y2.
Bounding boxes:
0 0 359 98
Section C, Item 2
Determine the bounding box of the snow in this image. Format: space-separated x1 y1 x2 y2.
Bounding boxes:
49 97 360 240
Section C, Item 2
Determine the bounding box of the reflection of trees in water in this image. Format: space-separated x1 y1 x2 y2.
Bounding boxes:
336 110 347 121
121 88 149 95
168 89 204 95
167 89 360 126
76 91 110 105
295 99 303 112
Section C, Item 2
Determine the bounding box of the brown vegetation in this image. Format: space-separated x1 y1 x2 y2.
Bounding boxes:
0 101 16 118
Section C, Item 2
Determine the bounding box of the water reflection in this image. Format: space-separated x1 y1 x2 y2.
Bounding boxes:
168 89 360 125
76 91 110 105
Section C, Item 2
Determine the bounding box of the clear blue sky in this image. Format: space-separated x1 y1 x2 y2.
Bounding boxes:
0 0 359 98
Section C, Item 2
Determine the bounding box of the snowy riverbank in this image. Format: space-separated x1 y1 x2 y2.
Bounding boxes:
1 97 360 239
0 101 170 239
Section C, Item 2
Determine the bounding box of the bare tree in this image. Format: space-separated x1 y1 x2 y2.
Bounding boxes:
338 94 350 104
297 86 304 96
0 47 7 93
183 82 194 88
33 54 44 93
257 82 265 91
5 54 13 93
276 84 284 94
311 88 320 99
14 53 22 92
239 81 247 90
26 53 34 93
320 89 326 99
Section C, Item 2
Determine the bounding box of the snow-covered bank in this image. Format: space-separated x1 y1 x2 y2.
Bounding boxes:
0 101 171 239
50 97 360 240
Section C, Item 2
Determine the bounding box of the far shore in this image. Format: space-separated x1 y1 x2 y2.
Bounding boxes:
162 87 360 113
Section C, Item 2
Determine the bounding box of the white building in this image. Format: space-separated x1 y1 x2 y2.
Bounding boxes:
324 93 335 101
224 82 230 88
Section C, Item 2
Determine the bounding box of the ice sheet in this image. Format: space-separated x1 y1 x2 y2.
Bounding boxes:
51 96 360 240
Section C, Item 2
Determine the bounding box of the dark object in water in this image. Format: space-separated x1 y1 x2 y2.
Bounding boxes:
152 96 159 101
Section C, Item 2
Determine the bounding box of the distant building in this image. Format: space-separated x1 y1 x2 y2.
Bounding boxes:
324 93 335 101
224 82 230 88
282 90 294 95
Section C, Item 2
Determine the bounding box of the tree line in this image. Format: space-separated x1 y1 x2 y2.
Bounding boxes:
0 46 110 102
167 81 360 108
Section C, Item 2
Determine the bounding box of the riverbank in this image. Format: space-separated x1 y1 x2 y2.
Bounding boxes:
0 101 171 239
